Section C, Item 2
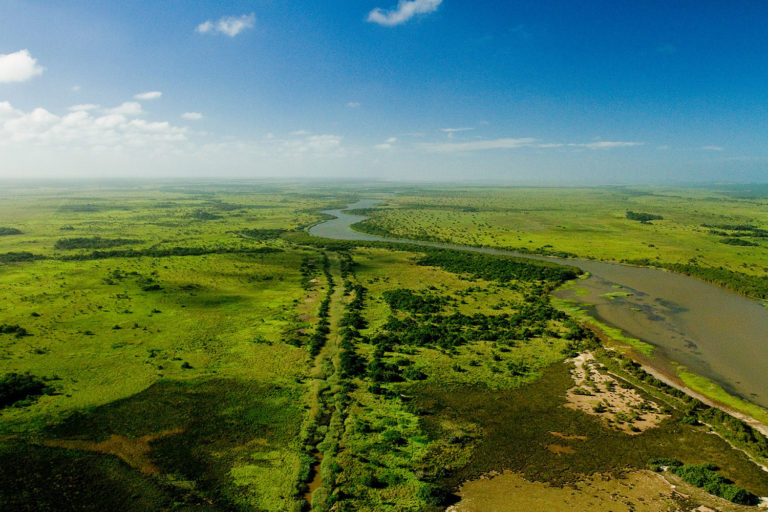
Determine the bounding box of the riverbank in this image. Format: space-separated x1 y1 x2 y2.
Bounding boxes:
309 199 768 436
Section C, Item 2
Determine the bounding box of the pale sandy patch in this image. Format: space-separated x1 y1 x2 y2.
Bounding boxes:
565 352 668 434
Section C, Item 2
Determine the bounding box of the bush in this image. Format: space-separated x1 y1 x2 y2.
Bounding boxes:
0 373 54 408
672 463 758 505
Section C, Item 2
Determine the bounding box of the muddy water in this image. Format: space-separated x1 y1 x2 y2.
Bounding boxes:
310 200 768 409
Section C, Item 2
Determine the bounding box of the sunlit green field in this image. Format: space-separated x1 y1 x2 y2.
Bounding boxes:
354 186 768 277
2 182 768 512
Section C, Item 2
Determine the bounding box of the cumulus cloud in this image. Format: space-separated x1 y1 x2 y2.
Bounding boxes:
68 104 100 112
0 49 44 83
0 101 186 148
134 91 162 100
197 13 255 37
367 0 442 27
104 102 143 116
182 112 203 120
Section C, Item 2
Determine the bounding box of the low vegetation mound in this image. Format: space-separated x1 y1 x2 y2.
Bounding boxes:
54 237 142 250
0 227 22 236
382 288 447 314
720 237 758 246
236 228 284 240
650 459 759 505
0 251 43 263
626 211 663 223
0 372 54 409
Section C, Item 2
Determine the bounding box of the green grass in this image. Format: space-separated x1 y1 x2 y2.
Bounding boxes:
550 297 655 356
675 366 768 425
3 182 768 511
353 186 768 280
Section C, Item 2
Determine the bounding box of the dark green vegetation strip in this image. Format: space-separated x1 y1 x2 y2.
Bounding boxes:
648 459 758 505
416 249 581 285
0 227 22 236
235 228 285 240
58 245 281 261
0 246 282 264
54 237 143 250
626 210 663 222
0 251 44 263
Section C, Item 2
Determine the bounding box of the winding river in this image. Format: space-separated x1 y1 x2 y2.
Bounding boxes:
310 199 768 411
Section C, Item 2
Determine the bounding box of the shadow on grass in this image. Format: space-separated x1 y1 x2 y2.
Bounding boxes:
1 378 304 511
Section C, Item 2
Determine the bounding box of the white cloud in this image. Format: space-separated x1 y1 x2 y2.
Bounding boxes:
440 127 474 133
68 104 100 112
346 102 361 108
303 134 343 153
375 137 398 150
700 145 724 151
424 137 539 152
423 137 643 152
134 91 162 100
71 85 81 92
367 0 442 27
0 100 186 148
0 101 22 120
196 13 255 37
182 112 203 120
104 102 143 116
568 141 643 150
0 49 44 83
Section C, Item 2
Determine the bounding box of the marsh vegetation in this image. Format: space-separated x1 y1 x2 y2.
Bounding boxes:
1 183 768 511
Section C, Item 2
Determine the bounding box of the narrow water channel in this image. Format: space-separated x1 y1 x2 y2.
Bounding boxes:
309 199 768 410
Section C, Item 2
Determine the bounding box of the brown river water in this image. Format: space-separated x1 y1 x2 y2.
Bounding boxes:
310 200 768 410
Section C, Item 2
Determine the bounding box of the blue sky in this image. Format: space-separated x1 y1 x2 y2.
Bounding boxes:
1 0 767 182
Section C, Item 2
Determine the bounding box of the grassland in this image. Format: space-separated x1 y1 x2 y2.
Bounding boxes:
2 182 768 511
352 185 768 297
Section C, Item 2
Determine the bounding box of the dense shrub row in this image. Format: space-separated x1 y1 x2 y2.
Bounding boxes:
626 211 663 222
0 251 43 263
59 245 281 261
236 228 284 240
373 294 565 350
416 249 580 286
649 458 758 505
54 237 142 250
381 288 447 315
309 253 334 357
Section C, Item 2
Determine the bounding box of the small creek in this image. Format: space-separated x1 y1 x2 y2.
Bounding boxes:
310 199 768 410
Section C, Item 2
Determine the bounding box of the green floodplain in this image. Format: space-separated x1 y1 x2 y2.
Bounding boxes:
2 181 768 511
